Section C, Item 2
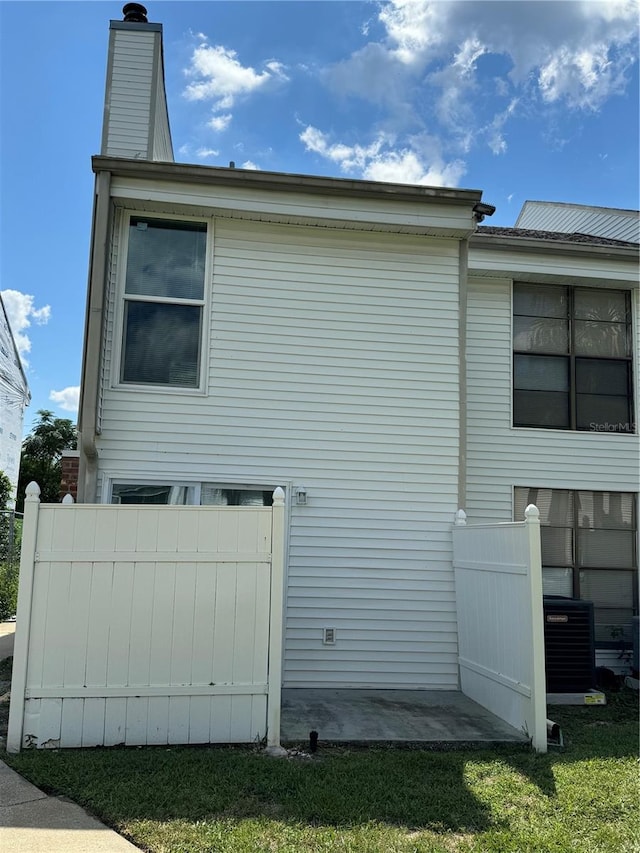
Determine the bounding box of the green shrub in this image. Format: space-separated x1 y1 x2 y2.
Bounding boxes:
0 559 18 621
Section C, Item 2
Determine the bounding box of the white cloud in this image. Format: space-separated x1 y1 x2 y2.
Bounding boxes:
208 114 232 132
300 125 466 187
324 0 638 160
195 147 219 159
0 289 51 365
241 160 259 170
184 43 289 113
49 386 79 414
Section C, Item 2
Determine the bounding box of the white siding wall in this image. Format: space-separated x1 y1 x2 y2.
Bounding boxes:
151 54 173 162
103 29 155 159
465 277 639 523
97 218 462 689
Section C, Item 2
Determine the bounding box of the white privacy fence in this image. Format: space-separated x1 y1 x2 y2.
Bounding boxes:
7 483 285 752
452 505 547 752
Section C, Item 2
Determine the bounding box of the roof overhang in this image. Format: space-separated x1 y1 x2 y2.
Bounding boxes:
92 155 483 206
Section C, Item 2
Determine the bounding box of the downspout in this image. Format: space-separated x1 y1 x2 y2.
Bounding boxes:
77 169 111 502
458 237 469 512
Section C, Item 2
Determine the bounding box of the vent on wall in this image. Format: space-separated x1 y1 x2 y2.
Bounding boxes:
322 627 336 645
543 597 596 692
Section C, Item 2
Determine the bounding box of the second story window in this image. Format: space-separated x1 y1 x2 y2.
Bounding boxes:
121 217 207 388
513 284 634 432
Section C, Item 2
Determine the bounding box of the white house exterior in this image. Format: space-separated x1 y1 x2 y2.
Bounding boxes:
466 229 639 667
0 293 30 505
76 8 639 694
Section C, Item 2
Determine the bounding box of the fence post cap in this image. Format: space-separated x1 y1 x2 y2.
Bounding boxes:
272 487 285 506
62 493 75 505
525 504 540 521
454 509 467 526
25 482 41 501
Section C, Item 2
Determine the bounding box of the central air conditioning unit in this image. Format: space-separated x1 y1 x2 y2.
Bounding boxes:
543 596 596 693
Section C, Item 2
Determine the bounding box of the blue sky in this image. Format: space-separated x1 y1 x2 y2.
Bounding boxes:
1 0 638 430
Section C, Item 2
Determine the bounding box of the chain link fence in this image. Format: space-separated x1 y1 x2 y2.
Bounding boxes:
0 510 22 621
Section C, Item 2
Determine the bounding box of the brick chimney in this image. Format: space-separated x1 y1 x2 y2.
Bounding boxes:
60 450 80 502
101 4 173 161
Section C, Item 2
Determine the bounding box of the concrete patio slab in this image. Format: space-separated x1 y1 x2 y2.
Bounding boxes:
281 688 529 746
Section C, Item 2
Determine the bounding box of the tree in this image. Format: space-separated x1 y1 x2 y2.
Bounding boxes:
16 409 77 510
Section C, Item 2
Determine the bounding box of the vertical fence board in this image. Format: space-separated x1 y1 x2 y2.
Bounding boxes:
192 563 217 685
230 695 253 742
82 699 106 747
94 509 118 551
170 562 196 685
85 562 114 687
41 563 71 688
64 562 93 688
212 564 236 684
217 510 240 553
156 510 179 552
188 697 211 744
210 696 232 742
168 696 190 743
38 698 63 747
25 563 51 689
128 562 154 686
149 564 175 686
60 699 84 748
22 699 41 747
233 564 257 683
125 697 149 745
104 698 127 746
147 697 170 745
251 695 267 741
253 565 271 684
107 563 135 686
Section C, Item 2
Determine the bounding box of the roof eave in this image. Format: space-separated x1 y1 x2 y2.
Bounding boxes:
469 232 639 262
91 155 484 207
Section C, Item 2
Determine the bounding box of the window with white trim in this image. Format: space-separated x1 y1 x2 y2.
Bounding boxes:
513 284 634 432
120 217 207 388
111 482 274 507
515 487 638 645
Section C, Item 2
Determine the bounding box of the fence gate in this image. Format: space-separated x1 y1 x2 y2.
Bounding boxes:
8 484 285 751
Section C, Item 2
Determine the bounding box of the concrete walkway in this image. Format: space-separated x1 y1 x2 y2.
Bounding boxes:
0 760 138 852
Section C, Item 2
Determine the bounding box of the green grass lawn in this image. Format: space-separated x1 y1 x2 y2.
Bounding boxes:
3 689 639 853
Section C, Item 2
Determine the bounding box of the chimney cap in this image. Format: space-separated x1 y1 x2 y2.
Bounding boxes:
122 3 148 23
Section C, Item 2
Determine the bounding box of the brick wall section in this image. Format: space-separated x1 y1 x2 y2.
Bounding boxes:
60 450 80 501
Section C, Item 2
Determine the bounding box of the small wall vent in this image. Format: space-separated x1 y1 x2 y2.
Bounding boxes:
322 627 336 645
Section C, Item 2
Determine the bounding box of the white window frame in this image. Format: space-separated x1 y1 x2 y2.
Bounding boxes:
112 211 213 395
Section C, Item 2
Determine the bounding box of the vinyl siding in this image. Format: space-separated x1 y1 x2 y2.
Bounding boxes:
151 54 173 162
110 176 477 237
465 275 639 521
103 30 155 159
96 218 462 689
516 202 640 244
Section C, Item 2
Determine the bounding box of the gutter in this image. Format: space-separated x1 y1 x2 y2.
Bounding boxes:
77 170 111 502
